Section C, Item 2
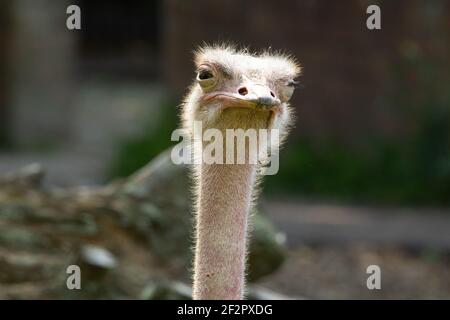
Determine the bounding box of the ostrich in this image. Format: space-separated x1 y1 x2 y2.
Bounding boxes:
181 45 301 300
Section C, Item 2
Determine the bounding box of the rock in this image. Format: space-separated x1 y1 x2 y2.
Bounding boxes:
247 214 286 282
77 245 117 282
246 286 299 300
80 245 117 271
140 280 296 300
60 245 123 299
0 229 50 250
55 213 98 236
141 280 192 300
0 254 55 284
0 150 286 299
0 163 45 188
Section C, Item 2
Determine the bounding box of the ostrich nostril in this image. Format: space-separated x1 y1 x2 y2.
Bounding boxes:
238 87 248 96
270 91 275 98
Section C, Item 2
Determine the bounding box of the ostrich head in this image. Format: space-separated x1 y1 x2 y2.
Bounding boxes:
183 45 301 135
182 45 301 300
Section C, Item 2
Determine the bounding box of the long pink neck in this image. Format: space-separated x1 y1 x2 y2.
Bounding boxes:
193 163 256 299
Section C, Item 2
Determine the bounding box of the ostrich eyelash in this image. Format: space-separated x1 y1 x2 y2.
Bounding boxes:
287 80 299 87
196 63 233 79
287 80 304 89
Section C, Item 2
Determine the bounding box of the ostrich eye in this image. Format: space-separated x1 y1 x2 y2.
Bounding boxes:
196 67 217 89
287 80 299 87
198 69 214 80
280 79 298 101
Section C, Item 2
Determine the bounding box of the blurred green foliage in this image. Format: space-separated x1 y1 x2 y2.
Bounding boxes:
107 100 179 179
266 128 450 205
266 48 450 205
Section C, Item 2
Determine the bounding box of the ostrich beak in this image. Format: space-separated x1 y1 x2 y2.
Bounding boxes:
202 83 281 111
240 83 281 109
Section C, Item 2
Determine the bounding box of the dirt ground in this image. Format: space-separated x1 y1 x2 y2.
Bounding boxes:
260 244 450 299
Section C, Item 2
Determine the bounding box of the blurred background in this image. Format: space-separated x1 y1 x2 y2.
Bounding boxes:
0 0 449 299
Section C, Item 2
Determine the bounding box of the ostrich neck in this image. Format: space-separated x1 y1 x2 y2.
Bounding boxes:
193 162 257 300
